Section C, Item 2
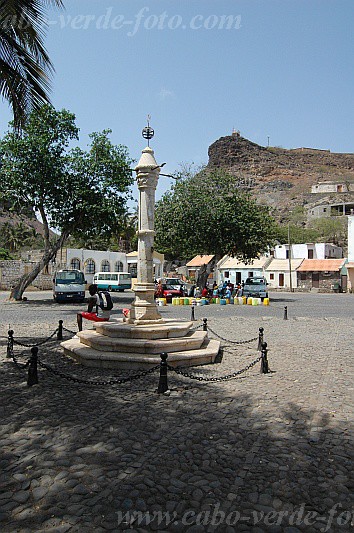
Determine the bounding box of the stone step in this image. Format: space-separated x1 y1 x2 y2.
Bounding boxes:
61 337 221 369
95 319 194 339
77 330 208 354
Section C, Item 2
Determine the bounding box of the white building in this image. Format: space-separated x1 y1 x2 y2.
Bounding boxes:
65 249 128 284
265 258 304 289
217 256 272 285
274 243 342 260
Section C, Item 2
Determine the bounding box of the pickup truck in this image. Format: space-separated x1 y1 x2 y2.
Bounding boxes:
242 277 268 300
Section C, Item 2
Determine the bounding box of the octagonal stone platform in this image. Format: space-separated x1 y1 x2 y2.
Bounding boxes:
61 318 221 369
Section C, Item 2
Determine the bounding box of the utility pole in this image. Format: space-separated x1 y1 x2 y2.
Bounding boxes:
288 223 293 292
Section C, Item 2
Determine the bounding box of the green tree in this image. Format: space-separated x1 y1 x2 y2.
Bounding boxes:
0 0 64 128
309 217 347 247
0 105 133 300
1 221 36 252
0 247 13 260
155 169 277 287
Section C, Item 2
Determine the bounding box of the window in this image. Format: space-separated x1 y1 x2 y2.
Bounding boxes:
85 259 95 274
129 264 137 277
308 249 314 259
70 258 80 270
115 260 124 272
248 271 253 278
286 250 289 259
101 260 110 272
300 273 307 281
270 273 274 280
224 271 229 279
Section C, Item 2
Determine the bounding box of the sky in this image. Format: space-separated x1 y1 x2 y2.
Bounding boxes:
1 0 353 200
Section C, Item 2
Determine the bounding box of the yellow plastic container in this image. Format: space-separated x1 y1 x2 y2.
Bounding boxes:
247 297 253 305
252 298 258 306
215 298 220 304
234 297 239 305
263 298 270 306
225 298 230 304
242 296 247 305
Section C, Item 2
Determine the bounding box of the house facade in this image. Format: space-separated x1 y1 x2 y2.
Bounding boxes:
64 249 128 285
274 243 342 260
345 215 354 291
296 259 347 292
185 255 215 282
265 258 304 289
216 256 272 286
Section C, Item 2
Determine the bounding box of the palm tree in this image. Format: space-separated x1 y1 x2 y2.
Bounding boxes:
0 0 63 128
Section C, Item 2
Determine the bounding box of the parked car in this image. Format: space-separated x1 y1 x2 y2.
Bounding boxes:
155 283 184 303
242 277 268 300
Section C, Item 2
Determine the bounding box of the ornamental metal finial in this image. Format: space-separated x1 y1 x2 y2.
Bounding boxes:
142 114 154 146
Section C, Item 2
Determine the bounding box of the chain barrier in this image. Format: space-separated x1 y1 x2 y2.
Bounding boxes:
37 357 160 386
12 328 59 348
206 325 258 345
167 355 262 382
7 336 30 370
62 326 77 335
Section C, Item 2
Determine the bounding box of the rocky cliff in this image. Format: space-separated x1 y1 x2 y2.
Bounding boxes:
207 133 354 221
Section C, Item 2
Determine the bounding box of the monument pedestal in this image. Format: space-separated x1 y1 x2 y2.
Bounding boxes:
127 283 164 324
61 318 220 369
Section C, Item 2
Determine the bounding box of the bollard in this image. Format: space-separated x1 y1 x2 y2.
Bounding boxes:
191 303 196 321
7 329 14 358
257 327 264 351
203 318 208 331
260 342 269 374
157 352 168 394
57 319 63 340
27 346 39 387
284 306 288 320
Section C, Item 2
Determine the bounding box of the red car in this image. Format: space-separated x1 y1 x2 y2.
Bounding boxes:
155 283 184 303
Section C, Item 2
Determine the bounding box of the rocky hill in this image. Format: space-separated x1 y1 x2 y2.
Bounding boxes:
207 132 354 222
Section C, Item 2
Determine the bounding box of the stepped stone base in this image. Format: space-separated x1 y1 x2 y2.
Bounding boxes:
61 318 220 369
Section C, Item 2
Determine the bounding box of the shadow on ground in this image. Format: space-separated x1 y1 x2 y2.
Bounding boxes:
0 344 353 532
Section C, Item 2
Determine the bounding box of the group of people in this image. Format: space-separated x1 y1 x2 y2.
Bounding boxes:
194 280 244 301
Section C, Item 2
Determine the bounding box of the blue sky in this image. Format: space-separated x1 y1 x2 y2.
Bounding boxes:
1 0 353 200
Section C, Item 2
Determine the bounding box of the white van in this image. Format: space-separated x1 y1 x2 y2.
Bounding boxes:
53 269 86 302
93 272 132 292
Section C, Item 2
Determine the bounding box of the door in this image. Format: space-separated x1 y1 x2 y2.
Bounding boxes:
341 274 347 292
279 273 284 287
312 273 320 288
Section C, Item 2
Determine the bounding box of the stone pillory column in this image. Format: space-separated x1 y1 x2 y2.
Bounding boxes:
128 145 164 324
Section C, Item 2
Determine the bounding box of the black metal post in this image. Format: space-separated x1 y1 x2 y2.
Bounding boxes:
257 327 264 351
7 329 14 358
27 346 39 387
203 318 208 331
284 306 288 320
191 304 196 321
57 319 63 340
157 352 168 393
260 342 269 374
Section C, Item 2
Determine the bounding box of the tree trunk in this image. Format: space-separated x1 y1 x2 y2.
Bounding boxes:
9 233 68 301
196 257 218 289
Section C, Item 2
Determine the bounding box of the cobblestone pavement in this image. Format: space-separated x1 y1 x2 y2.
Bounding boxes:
0 297 353 532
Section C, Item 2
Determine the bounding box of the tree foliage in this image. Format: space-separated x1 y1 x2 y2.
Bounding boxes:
155 169 277 262
0 105 133 299
0 0 64 127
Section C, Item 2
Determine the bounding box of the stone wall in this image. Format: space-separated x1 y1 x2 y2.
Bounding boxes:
0 261 53 290
297 271 342 292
